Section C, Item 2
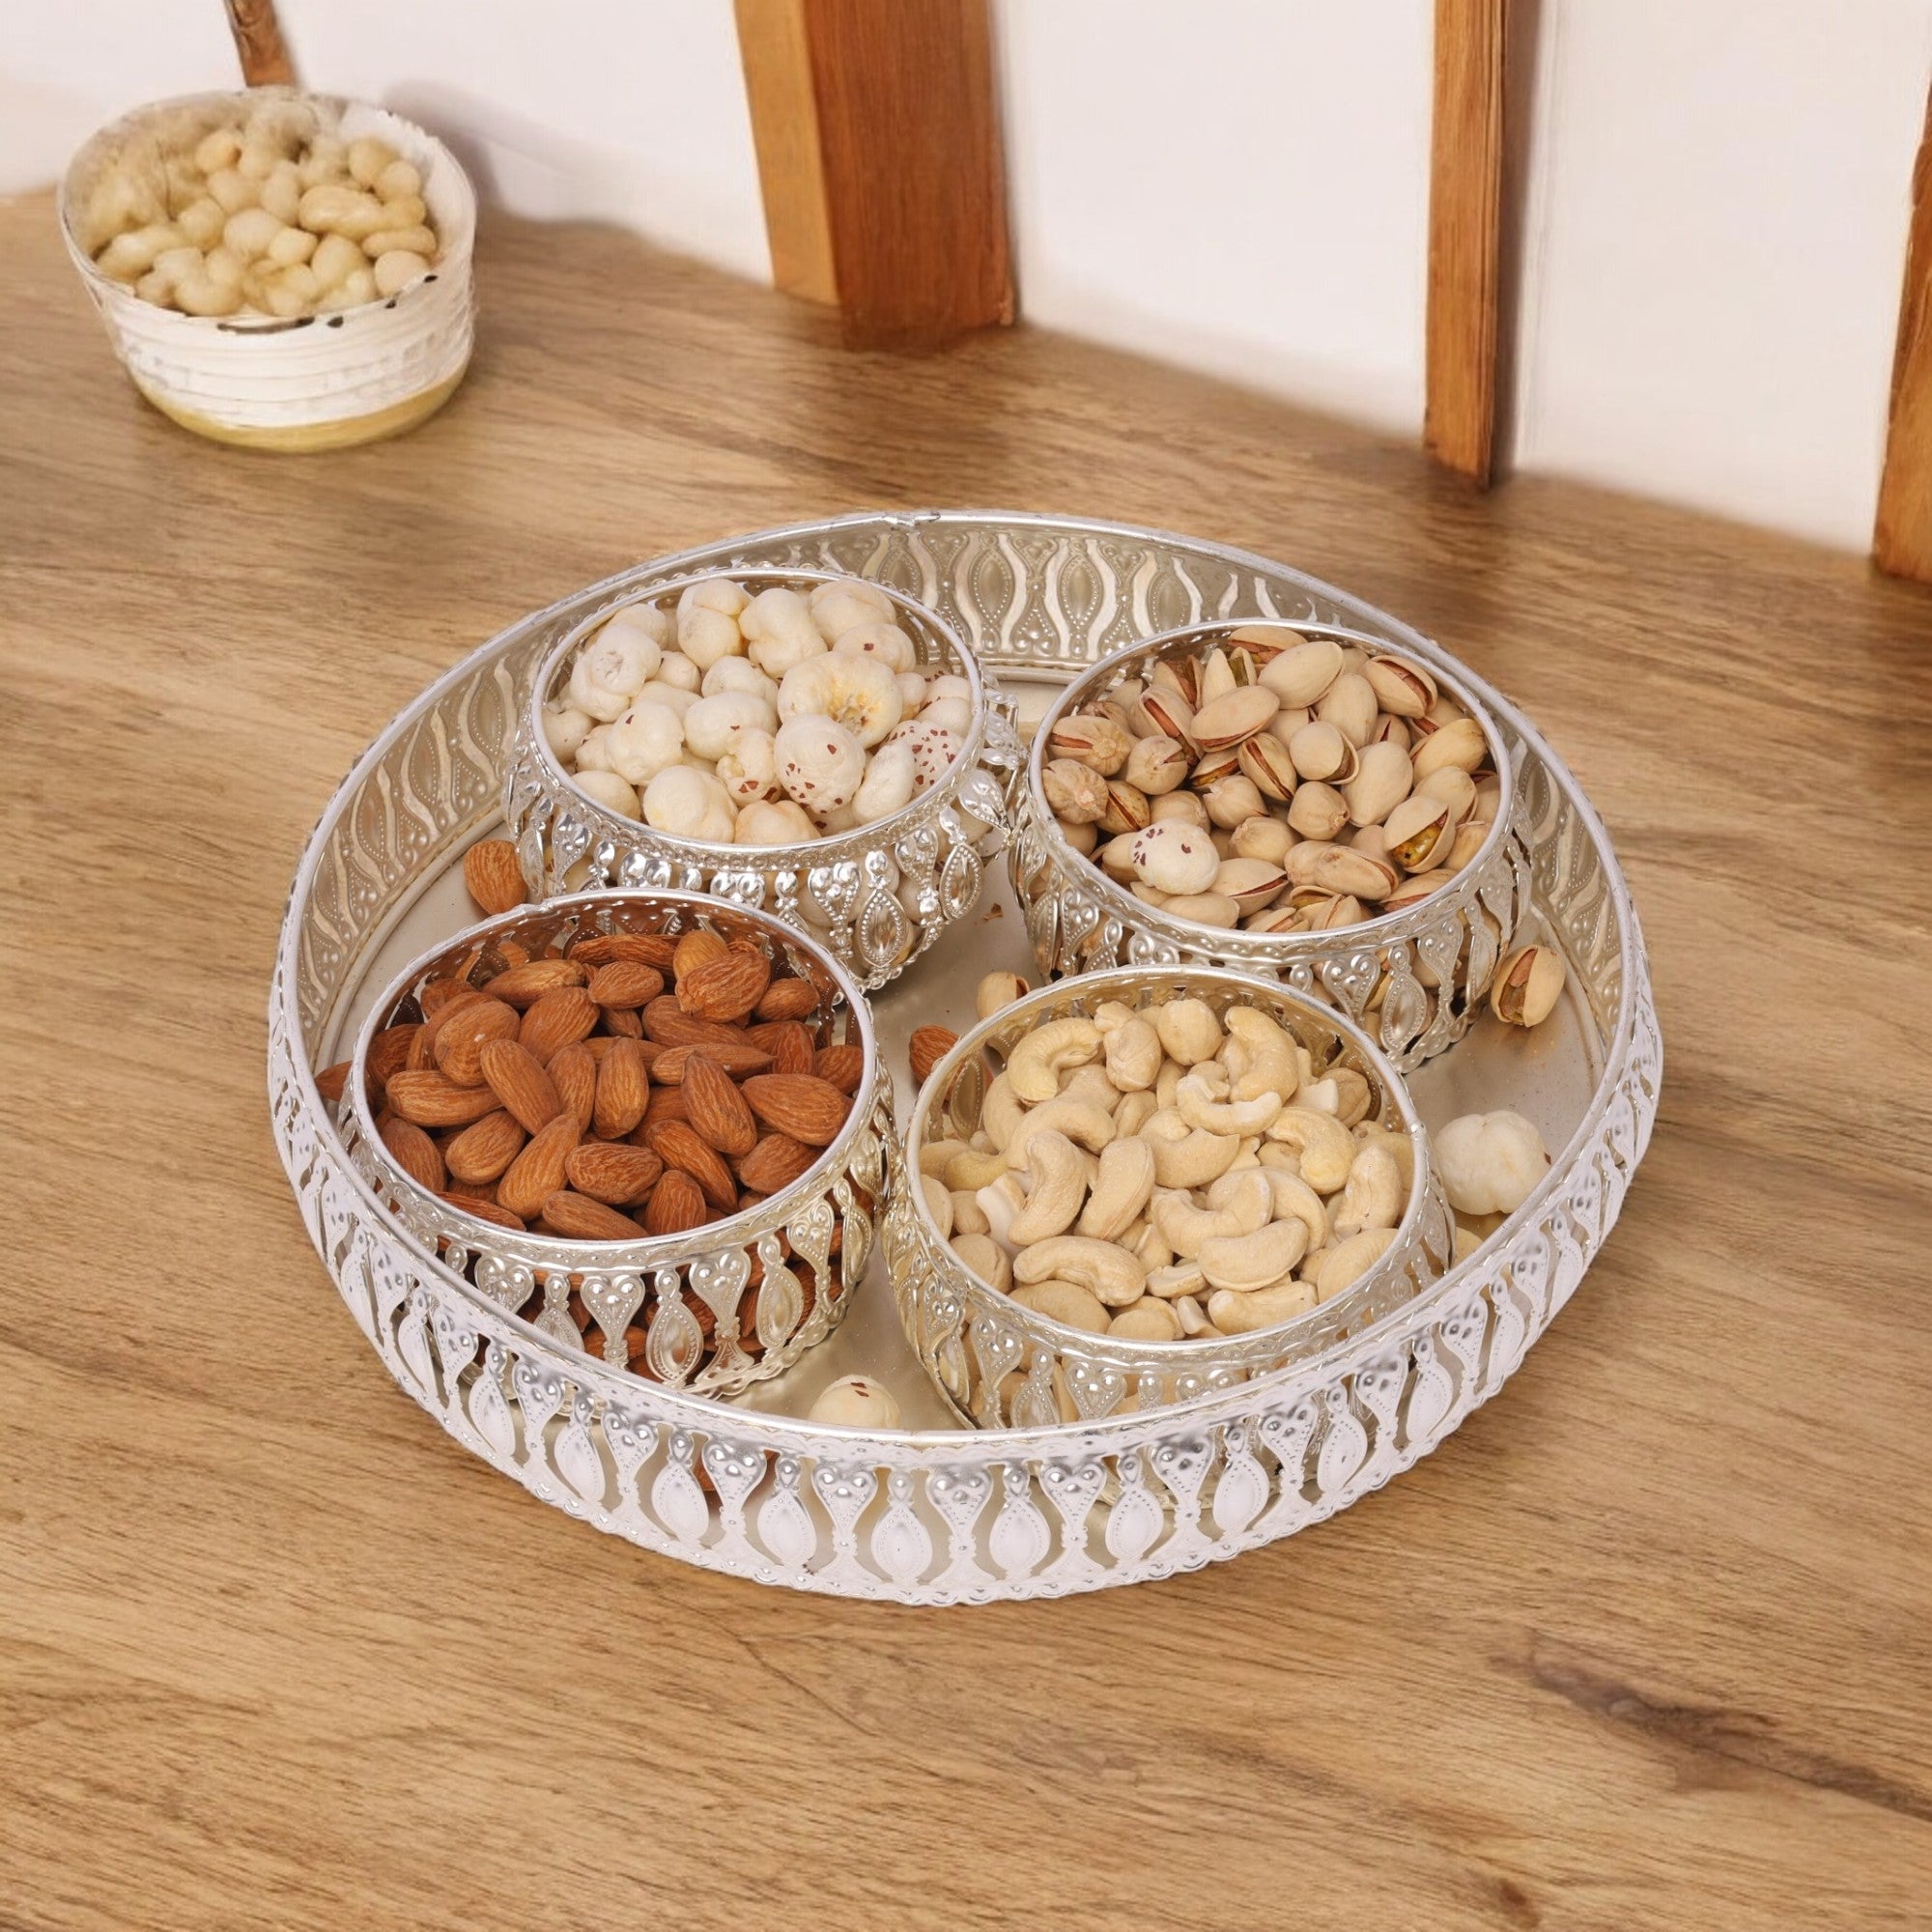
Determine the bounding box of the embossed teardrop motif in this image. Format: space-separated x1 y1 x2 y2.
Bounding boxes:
988 1469 1052 1580
938 837 981 919
855 882 910 975
467 1353 517 1461
1103 1458 1164 1566
757 1460 817 1569
643 1289 705 1387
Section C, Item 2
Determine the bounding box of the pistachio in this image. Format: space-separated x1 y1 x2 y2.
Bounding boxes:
1362 654 1437 718
1197 646 1237 702
1343 740 1413 827
1159 892 1241 927
1315 671 1378 748
1097 832 1140 879
1042 756 1109 824
1231 814 1295 864
1287 720 1354 784
1236 730 1298 801
1444 818 1491 869
1150 789 1210 828
1415 764 1477 816
1383 792 1461 871
1057 815 1098 854
1303 892 1365 929
1212 856 1290 910
1286 781 1348 841
1132 685 1197 745
1190 685 1280 751
1123 733 1189 794
1258 638 1344 707
1048 712 1132 775
1150 657 1197 704
1311 845 1397 901
1201 773 1265 829
1383 867 1455 911
1189 747 1242 789
1243 904 1303 934
1410 715 1487 781
1492 944 1566 1027
1372 715 1411 751
1098 779 1151 835
1227 622 1302 657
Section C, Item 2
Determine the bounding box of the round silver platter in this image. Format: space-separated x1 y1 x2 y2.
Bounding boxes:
268 511 1661 1605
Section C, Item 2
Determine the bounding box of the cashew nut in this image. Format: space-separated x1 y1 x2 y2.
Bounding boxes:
1007 1131 1090 1244
1309 1227 1399 1300
952 1231 1010 1292
1146 1260 1208 1299
1332 1143 1403 1236
975 1172 1028 1244
1151 1168 1272 1257
1077 1136 1156 1240
951 1188 990 1235
920 1175 954 1239
1006 1017 1103 1103
1144 1117 1241 1190
1264 1105 1357 1192
980 1073 1026 1153
1221 1006 1301 1103
1175 1073 1282 1137
1110 1299 1182 1341
1199 1219 1309 1293
1152 998 1222 1065
946 1148 1009 1191
919 1137 969 1179
1011 1277 1112 1333
1011 1236 1146 1307
1114 1090 1158 1139
1005 1098 1115 1166
1208 1280 1317 1333
1263 1167 1331 1256
1099 1014 1162 1091
1058 1064 1123 1113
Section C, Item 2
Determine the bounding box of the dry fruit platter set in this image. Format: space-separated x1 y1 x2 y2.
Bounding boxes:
270 510 1660 1605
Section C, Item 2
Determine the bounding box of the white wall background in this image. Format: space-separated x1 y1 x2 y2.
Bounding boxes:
5 0 1931 550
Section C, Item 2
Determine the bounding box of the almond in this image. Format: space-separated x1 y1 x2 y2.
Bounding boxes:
317 1060 351 1102
405 1023 436 1069
600 1005 644 1038
644 1121 738 1211
641 995 746 1049
431 997 520 1086
540 1190 646 1241
909 1025 958 1085
587 960 664 1009
641 1168 707 1236
742 1073 852 1147
477 1038 563 1133
485 957 588 1008
759 1020 815 1075
671 928 730 980
368 1024 420 1092
754 977 822 1022
385 1069 505 1127
631 1085 687 1133
564 1141 664 1206
417 976 474 1018
462 838 528 916
440 1191 527 1232
497 1113 582 1220
444 1108 526 1184
548 1040 598 1130
381 1116 446 1193
520 985 599 1062
682 1053 758 1157
419 985 486 1050
648 1040 773 1084
812 1044 865 1095
676 948 770 1023
571 931 677 970
592 1037 651 1139
736 1133 820 1195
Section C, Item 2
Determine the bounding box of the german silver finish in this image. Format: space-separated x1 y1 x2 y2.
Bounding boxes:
268 511 1661 1605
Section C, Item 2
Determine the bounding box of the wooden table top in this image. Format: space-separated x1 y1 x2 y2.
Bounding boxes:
3 190 1927 1931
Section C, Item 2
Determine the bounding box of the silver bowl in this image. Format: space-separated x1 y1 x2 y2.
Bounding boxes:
502 568 1022 989
340 889 892 1395
1009 622 1532 1066
886 965 1452 1428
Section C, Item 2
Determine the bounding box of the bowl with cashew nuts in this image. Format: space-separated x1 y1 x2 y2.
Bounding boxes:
883 966 1453 1429
504 569 1018 989
337 889 892 1397
1009 623 1531 1067
60 89 474 449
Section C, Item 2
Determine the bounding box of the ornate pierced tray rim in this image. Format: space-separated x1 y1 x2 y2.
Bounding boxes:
270 509 1656 1466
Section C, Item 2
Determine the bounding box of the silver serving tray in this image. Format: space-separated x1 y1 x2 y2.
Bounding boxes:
269 511 1661 1604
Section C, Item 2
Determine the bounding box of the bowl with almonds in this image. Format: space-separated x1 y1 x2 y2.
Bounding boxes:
501 568 1021 989
60 88 474 449
1008 621 1531 1066
335 887 889 1394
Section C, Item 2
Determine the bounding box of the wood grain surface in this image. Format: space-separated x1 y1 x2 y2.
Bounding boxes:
735 0 840 306
1426 0 1509 485
2 188 1929 1931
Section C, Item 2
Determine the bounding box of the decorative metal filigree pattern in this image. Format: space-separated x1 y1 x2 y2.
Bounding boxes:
885 965 1453 1426
499 568 1024 990
268 511 1661 1604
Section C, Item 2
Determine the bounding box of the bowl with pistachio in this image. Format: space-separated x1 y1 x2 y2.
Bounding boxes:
1008 622 1532 1065
60 89 474 448
503 569 1021 989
